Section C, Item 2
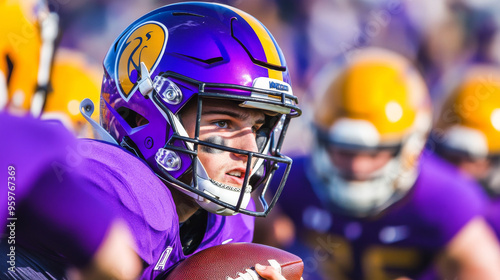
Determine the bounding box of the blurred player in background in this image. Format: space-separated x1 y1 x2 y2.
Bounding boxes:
0 0 100 137
270 47 500 280
0 0 142 279
0 0 58 117
0 112 142 280
432 65 500 240
42 48 102 136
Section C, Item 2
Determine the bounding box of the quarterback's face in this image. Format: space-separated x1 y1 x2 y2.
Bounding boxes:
181 99 264 189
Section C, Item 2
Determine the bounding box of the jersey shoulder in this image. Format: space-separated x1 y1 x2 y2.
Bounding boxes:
78 139 177 226
0 114 80 202
1 114 76 171
407 152 489 244
416 152 488 204
77 139 179 263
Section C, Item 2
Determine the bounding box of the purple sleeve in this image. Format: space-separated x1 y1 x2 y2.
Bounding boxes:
17 168 116 267
77 139 179 266
1 113 116 267
415 154 488 247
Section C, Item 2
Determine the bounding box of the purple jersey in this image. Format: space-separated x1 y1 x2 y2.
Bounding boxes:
486 198 500 241
275 153 487 280
77 139 255 279
0 113 115 278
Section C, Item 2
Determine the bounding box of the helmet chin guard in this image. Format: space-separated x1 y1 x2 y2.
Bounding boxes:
183 159 253 216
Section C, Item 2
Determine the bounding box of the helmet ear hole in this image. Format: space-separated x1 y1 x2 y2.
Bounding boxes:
116 107 149 128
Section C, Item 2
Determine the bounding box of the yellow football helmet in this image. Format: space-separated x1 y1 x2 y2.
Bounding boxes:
0 0 58 115
434 65 500 194
310 47 432 216
41 49 101 136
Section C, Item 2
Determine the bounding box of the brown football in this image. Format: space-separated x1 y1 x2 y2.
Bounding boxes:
163 242 303 280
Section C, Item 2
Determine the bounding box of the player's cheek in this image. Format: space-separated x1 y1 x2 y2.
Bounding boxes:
198 152 224 177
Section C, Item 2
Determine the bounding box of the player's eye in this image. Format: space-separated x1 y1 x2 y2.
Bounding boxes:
214 120 229 129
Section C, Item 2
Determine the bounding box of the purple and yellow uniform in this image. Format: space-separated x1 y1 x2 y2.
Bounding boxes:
0 113 115 279
432 65 500 245
275 153 488 280
77 139 255 279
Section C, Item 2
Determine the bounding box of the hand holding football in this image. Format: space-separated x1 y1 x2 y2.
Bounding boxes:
163 242 304 280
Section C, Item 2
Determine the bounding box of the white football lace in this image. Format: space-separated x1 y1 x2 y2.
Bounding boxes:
226 259 281 280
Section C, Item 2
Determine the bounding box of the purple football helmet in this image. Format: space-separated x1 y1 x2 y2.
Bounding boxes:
96 2 301 217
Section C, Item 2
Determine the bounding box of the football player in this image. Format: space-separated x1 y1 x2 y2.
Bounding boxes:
0 112 142 280
272 48 500 279
432 65 500 241
73 2 301 279
0 0 58 117
0 1 142 279
0 0 101 137
41 48 102 136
